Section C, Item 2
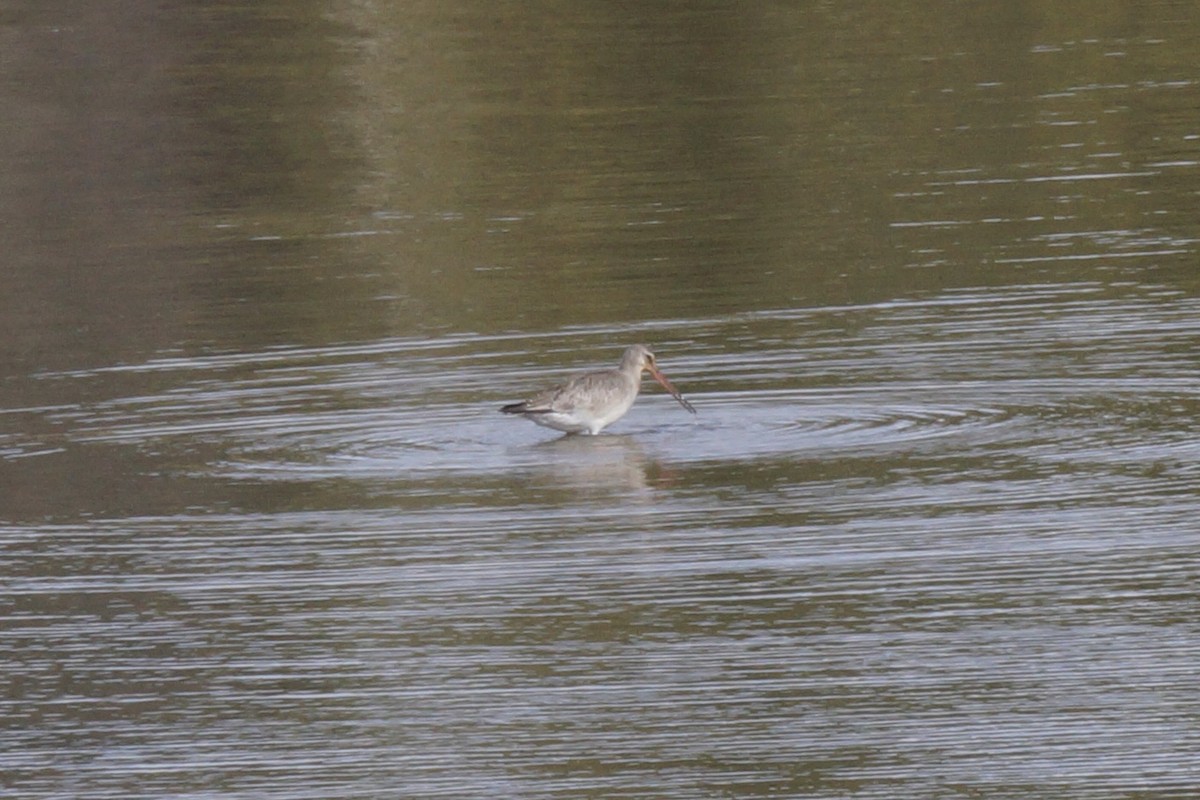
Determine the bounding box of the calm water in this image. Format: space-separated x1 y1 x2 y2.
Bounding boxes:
3 2 1200 798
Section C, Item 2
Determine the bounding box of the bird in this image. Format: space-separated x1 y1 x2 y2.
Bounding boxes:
500 344 696 435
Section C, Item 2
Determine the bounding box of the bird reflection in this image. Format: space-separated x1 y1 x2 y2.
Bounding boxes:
529 433 669 497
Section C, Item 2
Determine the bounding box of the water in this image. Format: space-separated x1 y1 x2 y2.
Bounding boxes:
3 2 1200 798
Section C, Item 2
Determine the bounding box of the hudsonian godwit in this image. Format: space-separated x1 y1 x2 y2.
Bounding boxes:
500 344 696 435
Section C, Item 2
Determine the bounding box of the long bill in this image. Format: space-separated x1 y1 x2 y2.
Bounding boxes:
648 366 697 415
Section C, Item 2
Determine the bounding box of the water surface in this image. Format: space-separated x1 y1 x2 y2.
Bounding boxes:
3 1 1199 798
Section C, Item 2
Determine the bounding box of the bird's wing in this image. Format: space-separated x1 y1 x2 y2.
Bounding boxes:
521 370 624 413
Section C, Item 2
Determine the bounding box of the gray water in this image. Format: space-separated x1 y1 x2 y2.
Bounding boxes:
3 2 1200 798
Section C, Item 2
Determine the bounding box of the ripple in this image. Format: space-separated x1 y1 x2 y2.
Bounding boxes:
11 283 1194 508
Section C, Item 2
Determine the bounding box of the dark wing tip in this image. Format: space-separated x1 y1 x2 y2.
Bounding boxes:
502 402 555 415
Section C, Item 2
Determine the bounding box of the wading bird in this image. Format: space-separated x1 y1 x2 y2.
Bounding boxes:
500 344 696 435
